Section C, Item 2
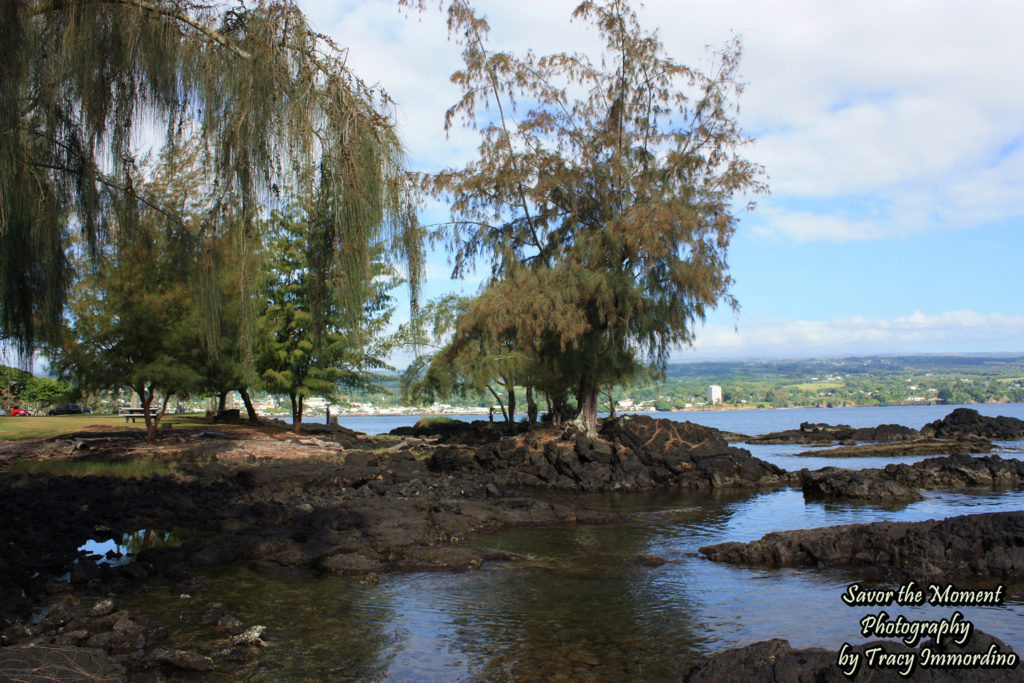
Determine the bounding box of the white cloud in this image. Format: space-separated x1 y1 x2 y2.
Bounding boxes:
300 0 1024 244
752 209 892 243
682 309 1024 358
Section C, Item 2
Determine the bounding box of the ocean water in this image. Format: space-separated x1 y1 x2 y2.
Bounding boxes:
318 402 1024 438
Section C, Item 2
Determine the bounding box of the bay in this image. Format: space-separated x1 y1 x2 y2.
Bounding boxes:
315 402 1024 439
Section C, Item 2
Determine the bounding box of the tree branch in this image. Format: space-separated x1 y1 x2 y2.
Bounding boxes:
102 0 252 59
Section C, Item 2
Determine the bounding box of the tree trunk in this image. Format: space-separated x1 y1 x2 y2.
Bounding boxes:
526 386 538 427
218 391 227 412
604 384 616 419
574 377 599 437
140 386 156 443
549 395 565 429
290 392 303 433
488 386 508 423
239 387 259 423
153 394 171 433
505 380 516 434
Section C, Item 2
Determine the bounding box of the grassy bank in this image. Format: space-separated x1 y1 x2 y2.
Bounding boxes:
0 414 214 442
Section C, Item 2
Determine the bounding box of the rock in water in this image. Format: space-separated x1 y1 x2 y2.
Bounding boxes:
700 510 1024 581
922 408 1024 440
599 415 791 490
231 624 267 647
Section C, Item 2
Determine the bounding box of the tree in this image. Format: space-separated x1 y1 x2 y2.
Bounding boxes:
255 202 396 433
2 0 422 356
58 230 205 441
53 138 227 440
408 0 765 435
22 376 74 410
0 365 30 407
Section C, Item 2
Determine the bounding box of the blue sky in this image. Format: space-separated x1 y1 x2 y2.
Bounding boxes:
301 0 1024 361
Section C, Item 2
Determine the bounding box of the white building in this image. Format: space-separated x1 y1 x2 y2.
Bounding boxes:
708 385 723 405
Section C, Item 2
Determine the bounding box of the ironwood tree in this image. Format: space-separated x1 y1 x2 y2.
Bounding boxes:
408 0 766 435
57 222 207 443
1 0 422 357
54 140 227 441
255 200 398 433
400 294 529 430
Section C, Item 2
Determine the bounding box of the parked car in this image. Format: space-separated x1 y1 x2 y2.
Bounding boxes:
9 406 32 416
49 404 85 416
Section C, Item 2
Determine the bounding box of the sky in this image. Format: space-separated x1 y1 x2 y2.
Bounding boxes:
299 0 1024 361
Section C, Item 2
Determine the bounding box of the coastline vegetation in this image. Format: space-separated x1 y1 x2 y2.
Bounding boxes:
353 354 1024 413
5 354 1022 436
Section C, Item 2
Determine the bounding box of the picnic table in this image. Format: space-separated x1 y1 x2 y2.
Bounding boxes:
118 407 148 423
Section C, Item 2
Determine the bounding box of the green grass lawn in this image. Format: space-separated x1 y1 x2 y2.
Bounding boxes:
782 381 844 392
0 413 215 441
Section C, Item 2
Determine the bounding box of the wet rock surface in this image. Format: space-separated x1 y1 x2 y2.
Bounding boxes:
426 415 794 493
748 408 1024 447
679 630 1019 682
794 436 994 459
799 453 1024 503
700 510 1024 581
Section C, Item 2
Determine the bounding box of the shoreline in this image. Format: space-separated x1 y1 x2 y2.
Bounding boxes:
277 399 1022 420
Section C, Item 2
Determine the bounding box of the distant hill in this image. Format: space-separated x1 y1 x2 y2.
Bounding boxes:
663 354 1024 380
337 354 1024 412
636 354 1024 410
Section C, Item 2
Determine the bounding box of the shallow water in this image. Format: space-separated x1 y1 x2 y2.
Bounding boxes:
117 405 1024 678
120 484 1024 681
743 438 1024 472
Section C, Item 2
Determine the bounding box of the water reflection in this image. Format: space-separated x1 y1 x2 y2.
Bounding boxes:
119 486 1024 680
444 525 707 680
79 528 197 565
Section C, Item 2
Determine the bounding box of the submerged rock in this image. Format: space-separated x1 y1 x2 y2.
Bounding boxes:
793 437 993 459
152 648 214 672
0 644 125 681
700 510 1024 581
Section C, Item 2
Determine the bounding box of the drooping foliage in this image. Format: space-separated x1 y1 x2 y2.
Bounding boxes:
405 0 766 434
1 0 422 355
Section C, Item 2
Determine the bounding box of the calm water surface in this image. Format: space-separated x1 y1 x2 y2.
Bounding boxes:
121 404 1024 680
324 402 1024 437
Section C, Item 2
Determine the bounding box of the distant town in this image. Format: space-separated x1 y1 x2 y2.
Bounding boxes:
182 354 1024 417
4 354 1023 419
